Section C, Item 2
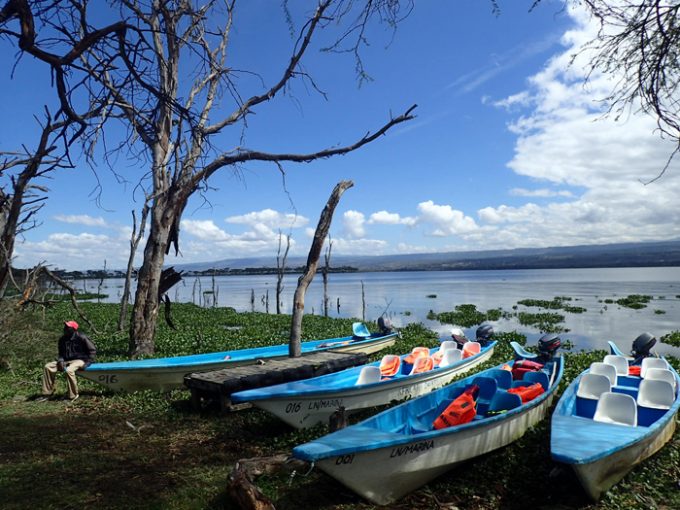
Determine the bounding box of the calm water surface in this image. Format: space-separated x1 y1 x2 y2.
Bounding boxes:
88 267 680 354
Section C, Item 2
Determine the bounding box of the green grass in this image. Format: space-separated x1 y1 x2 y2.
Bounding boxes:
1 299 679 509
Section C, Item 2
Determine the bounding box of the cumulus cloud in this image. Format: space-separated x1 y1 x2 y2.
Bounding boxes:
226 209 308 229
509 188 574 198
416 200 479 237
53 214 109 227
368 210 417 226
343 210 366 239
483 3 680 247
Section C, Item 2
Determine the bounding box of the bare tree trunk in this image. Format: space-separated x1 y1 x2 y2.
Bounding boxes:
275 230 290 315
322 236 332 317
118 204 149 332
361 280 366 321
289 181 353 357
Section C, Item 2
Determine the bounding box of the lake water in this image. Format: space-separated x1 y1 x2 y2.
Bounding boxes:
81 267 680 354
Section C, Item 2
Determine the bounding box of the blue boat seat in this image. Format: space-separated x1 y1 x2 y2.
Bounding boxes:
589 362 618 386
487 391 522 415
616 375 641 389
576 373 611 418
644 368 677 391
438 349 462 368
471 376 497 416
524 370 550 391
355 365 381 385
352 322 371 338
641 358 670 378
637 379 675 427
603 355 629 376
611 385 638 399
510 341 538 360
593 392 637 427
486 369 513 390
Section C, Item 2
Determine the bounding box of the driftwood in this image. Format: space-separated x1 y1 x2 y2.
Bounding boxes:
228 454 308 510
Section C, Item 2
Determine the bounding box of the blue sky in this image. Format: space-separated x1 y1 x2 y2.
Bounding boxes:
2 1 679 271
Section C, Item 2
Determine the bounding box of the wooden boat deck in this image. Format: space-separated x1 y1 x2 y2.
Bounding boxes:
184 351 369 412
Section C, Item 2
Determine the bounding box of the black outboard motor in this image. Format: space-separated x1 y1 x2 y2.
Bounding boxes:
378 316 393 335
537 333 561 362
476 323 494 347
632 332 656 363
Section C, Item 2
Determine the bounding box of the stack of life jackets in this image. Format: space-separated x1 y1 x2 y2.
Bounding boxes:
511 359 544 380
433 384 480 430
507 382 545 403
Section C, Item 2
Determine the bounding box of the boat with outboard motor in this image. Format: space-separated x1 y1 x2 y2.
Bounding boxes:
292 335 563 505
78 321 397 392
230 337 496 429
551 333 680 500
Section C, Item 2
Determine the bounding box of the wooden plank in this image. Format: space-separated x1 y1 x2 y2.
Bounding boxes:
184 351 368 408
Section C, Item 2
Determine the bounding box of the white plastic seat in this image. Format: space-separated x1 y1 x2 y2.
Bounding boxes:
355 365 381 385
641 357 669 378
644 368 677 391
438 348 462 368
438 340 457 353
593 392 637 427
589 362 618 386
603 355 629 376
637 379 675 409
577 373 611 400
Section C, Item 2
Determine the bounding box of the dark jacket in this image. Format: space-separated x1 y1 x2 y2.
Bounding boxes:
58 331 97 367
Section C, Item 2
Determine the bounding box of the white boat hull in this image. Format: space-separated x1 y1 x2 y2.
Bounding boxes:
314 391 555 505
254 346 495 428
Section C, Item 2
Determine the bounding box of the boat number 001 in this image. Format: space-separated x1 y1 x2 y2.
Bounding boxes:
335 454 354 465
98 375 118 384
285 402 301 413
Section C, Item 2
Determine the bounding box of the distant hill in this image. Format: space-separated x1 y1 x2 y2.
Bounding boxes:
174 239 680 273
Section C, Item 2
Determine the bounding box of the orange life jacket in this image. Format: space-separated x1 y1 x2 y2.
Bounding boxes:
379 355 401 377
433 384 479 430
507 382 545 403
628 366 641 376
404 347 430 364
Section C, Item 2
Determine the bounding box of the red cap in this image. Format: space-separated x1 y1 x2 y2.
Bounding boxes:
64 320 79 330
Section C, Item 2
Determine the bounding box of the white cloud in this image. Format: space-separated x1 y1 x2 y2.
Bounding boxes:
416 200 479 236
509 188 574 198
483 3 680 247
343 210 366 239
368 210 417 226
53 214 109 227
226 208 308 229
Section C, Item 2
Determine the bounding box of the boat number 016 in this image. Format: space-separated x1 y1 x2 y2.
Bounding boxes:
285 402 302 413
335 454 354 465
97 375 118 384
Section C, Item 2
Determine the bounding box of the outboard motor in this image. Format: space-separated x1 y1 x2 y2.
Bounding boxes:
632 332 656 362
476 323 494 347
537 333 561 362
378 316 393 335
451 327 468 349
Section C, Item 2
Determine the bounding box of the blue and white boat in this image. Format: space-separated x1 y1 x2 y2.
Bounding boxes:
231 340 496 428
551 342 680 500
293 344 563 505
78 323 397 392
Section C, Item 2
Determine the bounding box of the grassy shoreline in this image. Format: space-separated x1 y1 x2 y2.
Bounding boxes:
1 301 678 509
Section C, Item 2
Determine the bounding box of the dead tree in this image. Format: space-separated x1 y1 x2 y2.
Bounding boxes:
0 110 72 298
322 235 333 317
117 203 149 331
275 230 291 315
290 181 353 357
2 2 416 356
